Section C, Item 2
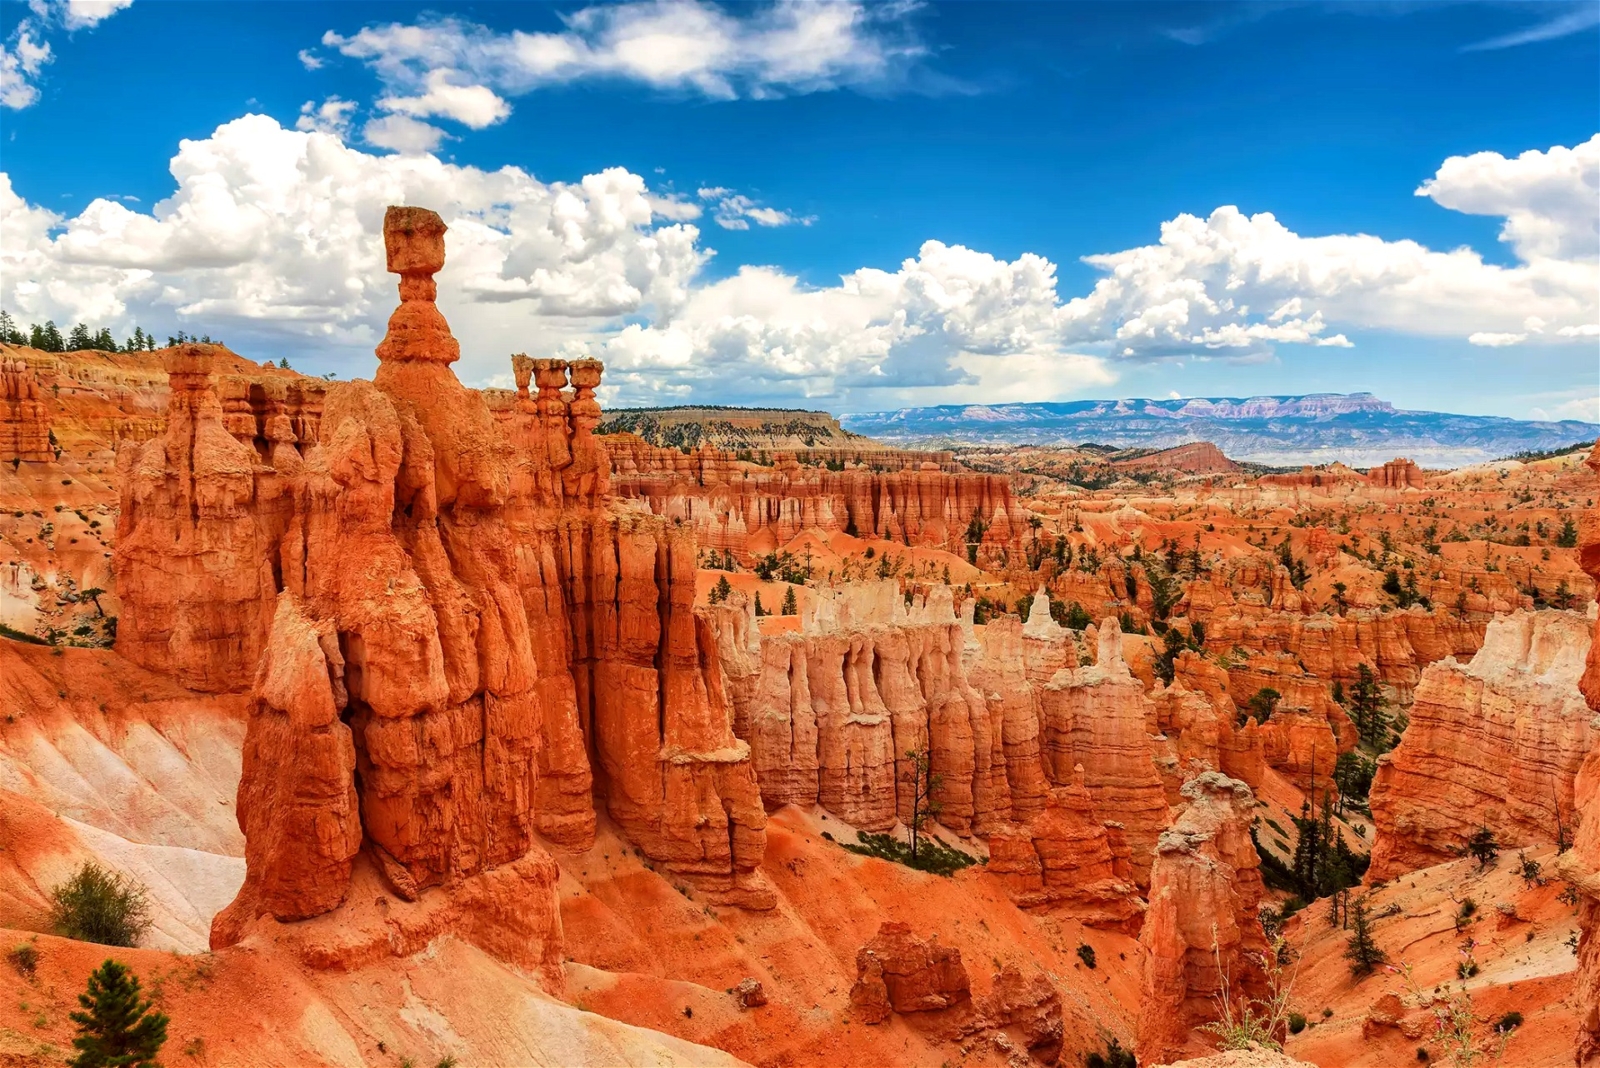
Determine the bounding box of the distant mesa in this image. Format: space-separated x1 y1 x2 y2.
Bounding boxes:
839 392 1600 469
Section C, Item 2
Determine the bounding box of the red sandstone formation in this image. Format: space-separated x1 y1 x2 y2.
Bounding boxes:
1557 441 1600 1064
1137 772 1268 1064
1368 609 1594 880
0 352 51 462
1040 619 1171 886
606 436 1026 565
1110 442 1241 476
849 920 972 1023
984 771 1144 930
1366 457 1425 489
108 207 775 958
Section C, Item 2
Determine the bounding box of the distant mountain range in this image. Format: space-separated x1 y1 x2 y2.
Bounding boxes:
839 393 1599 468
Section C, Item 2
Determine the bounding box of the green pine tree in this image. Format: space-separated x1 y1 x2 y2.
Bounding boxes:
68 323 93 350
1558 518 1579 549
1343 900 1387 977
68 959 169 1068
0 310 23 345
1348 663 1389 750
781 586 798 616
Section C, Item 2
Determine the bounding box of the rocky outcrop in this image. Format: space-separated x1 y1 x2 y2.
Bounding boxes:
1110 441 1239 476
1040 619 1171 886
1137 773 1267 1064
113 346 280 692
1204 606 1484 697
1368 609 1595 880
1367 457 1425 489
846 922 1064 1061
983 771 1144 930
849 921 972 1023
1556 441 1600 1064
712 582 1014 834
106 207 776 958
607 437 1025 564
0 352 51 462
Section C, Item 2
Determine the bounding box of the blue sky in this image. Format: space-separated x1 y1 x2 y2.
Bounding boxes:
1 0 1596 421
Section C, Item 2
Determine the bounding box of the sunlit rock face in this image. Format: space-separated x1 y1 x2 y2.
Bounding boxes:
1369 608 1595 881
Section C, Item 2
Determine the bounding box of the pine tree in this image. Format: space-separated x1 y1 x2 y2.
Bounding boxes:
1558 518 1579 549
0 310 23 345
40 321 65 352
708 574 732 605
753 592 766 617
900 748 943 863
1466 825 1500 869
68 323 93 351
1343 900 1387 977
1291 800 1320 900
279 357 290 369
781 586 798 616
1349 663 1389 750
68 959 168 1068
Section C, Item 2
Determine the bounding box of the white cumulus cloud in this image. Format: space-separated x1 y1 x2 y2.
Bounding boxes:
320 0 927 137
61 0 134 30
1059 137 1599 361
377 69 511 128
695 187 813 230
0 114 708 386
362 113 448 154
2 0 133 108
3 119 1596 410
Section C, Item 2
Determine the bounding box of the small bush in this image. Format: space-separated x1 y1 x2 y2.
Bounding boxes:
1077 943 1097 969
7 942 39 977
49 862 151 948
1493 1011 1523 1033
1084 1037 1136 1068
1288 1012 1307 1034
840 831 977 877
1417 1048 1430 1061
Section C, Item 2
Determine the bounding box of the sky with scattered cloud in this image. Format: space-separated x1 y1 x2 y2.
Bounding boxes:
0 0 1595 421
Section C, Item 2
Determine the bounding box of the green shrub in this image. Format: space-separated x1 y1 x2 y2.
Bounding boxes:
840 831 977 877
1288 1012 1307 1034
49 863 151 948
7 941 38 977
1493 1011 1523 1033
1076 943 1097 969
1084 1037 1136 1068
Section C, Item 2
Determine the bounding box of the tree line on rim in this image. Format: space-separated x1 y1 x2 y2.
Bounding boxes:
0 311 221 354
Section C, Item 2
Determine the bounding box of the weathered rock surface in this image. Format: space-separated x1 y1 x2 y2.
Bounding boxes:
1137 772 1267 1064
1557 440 1600 1064
1040 619 1171 886
607 435 1026 565
849 920 972 1023
0 352 51 462
984 771 1144 930
106 207 774 962
1369 609 1595 880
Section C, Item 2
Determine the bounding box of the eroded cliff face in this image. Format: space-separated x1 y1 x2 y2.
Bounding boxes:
1368 609 1595 880
1557 442 1600 1064
605 435 1026 565
0 353 51 462
1137 773 1268 1065
111 207 772 967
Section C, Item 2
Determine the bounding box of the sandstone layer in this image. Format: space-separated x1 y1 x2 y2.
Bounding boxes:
1368 609 1595 880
